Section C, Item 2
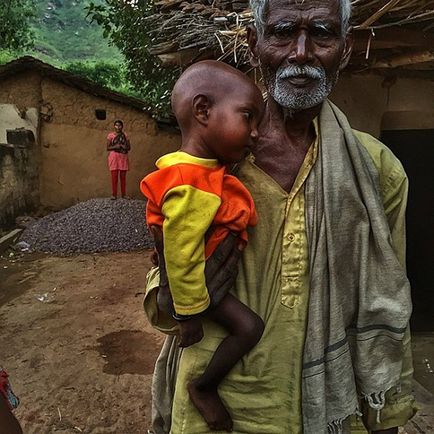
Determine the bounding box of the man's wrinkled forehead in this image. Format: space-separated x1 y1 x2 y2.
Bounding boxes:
265 0 341 25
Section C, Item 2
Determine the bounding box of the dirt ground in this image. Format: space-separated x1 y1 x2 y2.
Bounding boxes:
1 250 433 434
0 250 163 434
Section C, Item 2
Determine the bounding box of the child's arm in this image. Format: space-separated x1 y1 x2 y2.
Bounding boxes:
161 184 221 318
106 138 120 151
141 165 223 345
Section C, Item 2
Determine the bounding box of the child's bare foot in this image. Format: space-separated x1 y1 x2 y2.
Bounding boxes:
188 380 233 432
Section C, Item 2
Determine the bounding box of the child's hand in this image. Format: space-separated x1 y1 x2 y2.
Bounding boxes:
178 316 204 348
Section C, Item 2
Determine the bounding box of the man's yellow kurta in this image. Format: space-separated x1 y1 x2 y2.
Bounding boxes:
145 126 416 433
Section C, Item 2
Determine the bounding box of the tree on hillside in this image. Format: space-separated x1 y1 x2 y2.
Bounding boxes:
86 0 178 118
0 0 35 51
65 61 124 88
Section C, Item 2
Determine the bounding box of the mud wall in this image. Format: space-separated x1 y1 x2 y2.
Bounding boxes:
0 72 42 112
0 69 181 210
38 78 180 209
331 74 434 137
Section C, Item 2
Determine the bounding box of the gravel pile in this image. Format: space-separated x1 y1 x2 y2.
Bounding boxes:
20 198 153 254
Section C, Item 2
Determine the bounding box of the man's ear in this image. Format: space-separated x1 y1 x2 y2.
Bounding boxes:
192 94 210 125
247 25 260 68
339 28 354 71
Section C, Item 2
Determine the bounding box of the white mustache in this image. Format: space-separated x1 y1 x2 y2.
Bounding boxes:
277 65 324 80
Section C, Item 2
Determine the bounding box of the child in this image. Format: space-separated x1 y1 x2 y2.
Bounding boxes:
106 119 130 199
141 60 265 432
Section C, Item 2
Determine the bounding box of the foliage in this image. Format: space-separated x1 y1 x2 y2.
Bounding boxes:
63 60 145 100
0 0 35 51
30 0 121 61
0 51 19 65
65 60 124 88
65 60 144 100
86 0 178 118
0 1 167 118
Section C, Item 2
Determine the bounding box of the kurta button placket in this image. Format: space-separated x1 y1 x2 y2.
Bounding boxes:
280 128 319 309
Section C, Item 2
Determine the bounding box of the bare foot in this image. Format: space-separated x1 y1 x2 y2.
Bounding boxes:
188 380 233 432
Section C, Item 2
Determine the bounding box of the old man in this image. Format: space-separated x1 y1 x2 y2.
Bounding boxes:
144 0 416 433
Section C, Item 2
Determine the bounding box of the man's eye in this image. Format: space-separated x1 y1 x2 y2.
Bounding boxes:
243 111 252 120
311 26 334 39
274 27 295 39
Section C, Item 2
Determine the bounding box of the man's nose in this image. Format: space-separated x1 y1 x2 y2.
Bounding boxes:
293 32 310 64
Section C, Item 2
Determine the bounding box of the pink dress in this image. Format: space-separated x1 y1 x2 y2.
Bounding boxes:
107 132 130 171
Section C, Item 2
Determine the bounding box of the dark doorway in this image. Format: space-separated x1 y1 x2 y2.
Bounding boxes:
380 129 434 331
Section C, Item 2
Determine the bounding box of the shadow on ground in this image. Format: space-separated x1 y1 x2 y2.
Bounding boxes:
95 329 160 376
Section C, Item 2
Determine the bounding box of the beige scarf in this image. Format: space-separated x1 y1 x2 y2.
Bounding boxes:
303 101 412 433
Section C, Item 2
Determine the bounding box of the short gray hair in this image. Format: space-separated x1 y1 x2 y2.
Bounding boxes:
250 0 352 35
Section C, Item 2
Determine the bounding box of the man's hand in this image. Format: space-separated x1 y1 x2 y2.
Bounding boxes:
205 232 244 307
178 316 204 348
150 226 243 314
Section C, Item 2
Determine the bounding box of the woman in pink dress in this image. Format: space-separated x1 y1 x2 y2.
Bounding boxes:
107 120 131 199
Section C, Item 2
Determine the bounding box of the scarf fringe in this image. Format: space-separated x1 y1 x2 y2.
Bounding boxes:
364 391 386 423
327 418 344 434
327 408 362 434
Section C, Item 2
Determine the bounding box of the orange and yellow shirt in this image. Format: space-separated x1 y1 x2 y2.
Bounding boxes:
140 151 257 316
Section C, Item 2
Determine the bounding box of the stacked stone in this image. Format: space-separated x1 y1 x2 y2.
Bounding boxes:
20 198 153 254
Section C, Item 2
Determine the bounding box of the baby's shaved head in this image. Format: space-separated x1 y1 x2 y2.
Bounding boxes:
171 60 260 131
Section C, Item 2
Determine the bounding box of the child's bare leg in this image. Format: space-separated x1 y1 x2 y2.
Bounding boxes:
188 293 264 432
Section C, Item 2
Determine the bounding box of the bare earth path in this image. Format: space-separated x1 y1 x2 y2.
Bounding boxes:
0 251 163 434
1 251 433 433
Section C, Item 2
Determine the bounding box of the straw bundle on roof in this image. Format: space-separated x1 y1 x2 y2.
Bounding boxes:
148 0 434 75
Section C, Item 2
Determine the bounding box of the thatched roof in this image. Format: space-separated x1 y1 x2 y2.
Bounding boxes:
148 0 434 76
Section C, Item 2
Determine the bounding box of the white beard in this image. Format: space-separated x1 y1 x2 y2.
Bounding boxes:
266 64 338 111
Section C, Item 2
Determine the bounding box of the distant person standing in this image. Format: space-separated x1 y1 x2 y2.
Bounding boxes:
107 119 130 199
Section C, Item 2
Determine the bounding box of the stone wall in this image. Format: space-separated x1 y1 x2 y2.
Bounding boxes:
0 105 40 226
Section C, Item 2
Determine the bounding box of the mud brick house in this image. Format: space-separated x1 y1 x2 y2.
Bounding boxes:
0 56 180 224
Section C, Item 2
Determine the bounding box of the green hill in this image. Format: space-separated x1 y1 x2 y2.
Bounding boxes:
0 1 156 113
30 0 122 64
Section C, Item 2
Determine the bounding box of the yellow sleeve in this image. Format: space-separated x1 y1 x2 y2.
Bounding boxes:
357 138 417 430
143 266 178 334
162 185 221 315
